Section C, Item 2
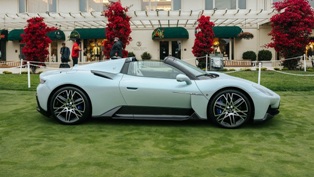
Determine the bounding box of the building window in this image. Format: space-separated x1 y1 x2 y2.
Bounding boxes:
27 0 48 13
19 0 57 13
205 0 213 10
19 0 26 13
205 0 246 10
88 0 107 12
173 0 181 10
238 0 246 9
49 0 57 12
215 0 236 9
79 0 87 12
142 0 172 11
80 0 109 12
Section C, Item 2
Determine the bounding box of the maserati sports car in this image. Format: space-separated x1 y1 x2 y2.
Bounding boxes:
36 56 280 128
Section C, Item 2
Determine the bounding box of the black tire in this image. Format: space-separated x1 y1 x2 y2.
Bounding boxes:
208 89 252 128
49 86 91 125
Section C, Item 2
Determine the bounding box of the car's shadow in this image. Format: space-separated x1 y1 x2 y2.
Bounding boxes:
89 118 211 127
37 114 280 129
86 117 279 129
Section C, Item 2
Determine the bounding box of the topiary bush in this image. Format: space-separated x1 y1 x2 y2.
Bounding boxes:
255 67 268 71
2 71 12 74
258 50 272 61
307 67 313 72
128 51 136 58
282 67 289 71
261 67 268 71
242 51 257 61
141 52 152 60
241 68 251 71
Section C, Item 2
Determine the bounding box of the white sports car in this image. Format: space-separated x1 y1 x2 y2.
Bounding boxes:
36 56 280 128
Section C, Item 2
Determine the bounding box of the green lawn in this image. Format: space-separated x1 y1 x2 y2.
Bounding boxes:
228 70 314 91
0 74 39 91
0 71 314 177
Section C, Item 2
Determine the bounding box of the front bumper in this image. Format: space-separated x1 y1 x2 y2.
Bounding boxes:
255 106 280 122
36 94 50 117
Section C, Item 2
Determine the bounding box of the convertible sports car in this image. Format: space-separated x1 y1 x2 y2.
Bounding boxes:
36 56 280 128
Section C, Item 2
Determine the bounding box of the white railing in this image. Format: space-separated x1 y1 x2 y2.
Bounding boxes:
1 55 314 89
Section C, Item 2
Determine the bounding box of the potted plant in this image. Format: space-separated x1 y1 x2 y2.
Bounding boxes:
238 32 254 40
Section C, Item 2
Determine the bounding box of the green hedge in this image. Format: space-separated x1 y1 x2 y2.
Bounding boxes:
242 51 257 61
258 50 272 61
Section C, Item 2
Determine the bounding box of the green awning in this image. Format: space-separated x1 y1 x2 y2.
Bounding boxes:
0 30 8 41
70 28 106 40
213 26 242 38
8 29 24 41
152 27 189 40
8 29 65 41
47 30 65 40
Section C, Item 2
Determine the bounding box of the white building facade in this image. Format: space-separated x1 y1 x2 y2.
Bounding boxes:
0 0 313 64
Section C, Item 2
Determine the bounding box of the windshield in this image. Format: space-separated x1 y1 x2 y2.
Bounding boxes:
173 59 207 76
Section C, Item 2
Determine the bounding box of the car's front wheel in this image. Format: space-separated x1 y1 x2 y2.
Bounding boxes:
49 86 91 124
208 89 252 128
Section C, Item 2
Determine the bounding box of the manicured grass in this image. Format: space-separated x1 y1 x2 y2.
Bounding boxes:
0 90 314 177
1 70 314 176
227 70 314 91
0 74 39 91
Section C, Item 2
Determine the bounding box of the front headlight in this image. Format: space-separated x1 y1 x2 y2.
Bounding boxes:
252 84 273 96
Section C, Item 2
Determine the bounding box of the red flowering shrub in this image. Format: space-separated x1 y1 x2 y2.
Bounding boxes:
104 2 132 58
192 15 215 68
267 0 314 69
21 17 57 70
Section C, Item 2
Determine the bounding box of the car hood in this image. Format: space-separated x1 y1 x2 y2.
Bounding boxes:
204 71 277 96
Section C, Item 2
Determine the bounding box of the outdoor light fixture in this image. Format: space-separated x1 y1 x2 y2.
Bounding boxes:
213 38 219 46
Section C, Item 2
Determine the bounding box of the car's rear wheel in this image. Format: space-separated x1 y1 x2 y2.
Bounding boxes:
50 86 91 124
208 89 252 128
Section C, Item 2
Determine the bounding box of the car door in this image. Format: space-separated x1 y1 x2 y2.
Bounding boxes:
119 61 200 109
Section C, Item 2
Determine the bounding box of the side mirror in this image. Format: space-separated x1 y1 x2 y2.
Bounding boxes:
176 74 192 85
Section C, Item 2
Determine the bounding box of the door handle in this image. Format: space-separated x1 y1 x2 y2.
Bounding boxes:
127 87 138 90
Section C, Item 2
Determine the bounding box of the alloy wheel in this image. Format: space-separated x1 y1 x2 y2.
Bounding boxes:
210 90 252 128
